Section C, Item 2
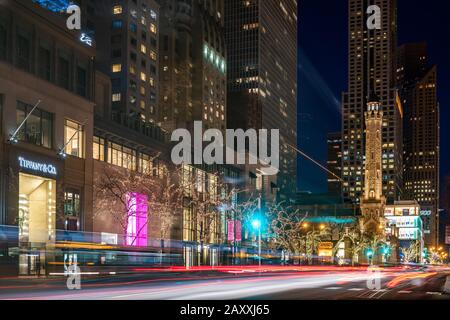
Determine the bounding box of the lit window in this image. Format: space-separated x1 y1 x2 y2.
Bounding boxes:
93 136 105 161
129 65 136 75
112 64 122 73
64 189 81 218
140 72 146 82
141 44 147 54
150 50 157 61
64 119 84 158
150 23 157 34
112 93 121 102
113 5 122 14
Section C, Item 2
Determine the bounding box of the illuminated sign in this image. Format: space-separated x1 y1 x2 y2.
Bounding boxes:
101 233 118 245
386 216 422 228
32 0 70 12
227 220 242 242
385 205 419 217
126 193 148 247
318 242 333 257
420 210 432 216
398 228 420 240
80 33 93 46
18 157 57 176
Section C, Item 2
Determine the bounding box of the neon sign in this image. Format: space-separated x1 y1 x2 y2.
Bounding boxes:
126 193 148 247
18 157 57 176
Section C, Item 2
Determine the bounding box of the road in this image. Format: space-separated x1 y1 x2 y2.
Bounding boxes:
0 266 449 300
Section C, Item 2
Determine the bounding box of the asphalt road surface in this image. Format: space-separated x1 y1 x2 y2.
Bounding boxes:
0 267 449 300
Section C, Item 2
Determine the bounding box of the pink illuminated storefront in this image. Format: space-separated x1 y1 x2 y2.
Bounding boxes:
126 193 148 247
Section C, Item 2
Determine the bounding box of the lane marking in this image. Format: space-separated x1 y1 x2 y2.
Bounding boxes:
348 288 364 291
426 292 442 296
398 291 412 294
325 287 342 290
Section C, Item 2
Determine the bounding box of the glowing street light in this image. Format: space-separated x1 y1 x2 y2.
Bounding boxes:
252 219 261 230
251 218 262 269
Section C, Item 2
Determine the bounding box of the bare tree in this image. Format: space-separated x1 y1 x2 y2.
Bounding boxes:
400 241 420 263
93 162 166 246
333 223 370 266
266 202 307 261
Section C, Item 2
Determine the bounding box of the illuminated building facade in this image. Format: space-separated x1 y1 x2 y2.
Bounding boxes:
225 0 298 200
384 200 424 263
327 132 343 197
157 0 227 133
89 0 160 124
397 43 440 246
0 0 95 274
342 0 402 204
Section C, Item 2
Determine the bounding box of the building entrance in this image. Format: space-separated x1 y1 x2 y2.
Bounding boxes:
18 173 56 244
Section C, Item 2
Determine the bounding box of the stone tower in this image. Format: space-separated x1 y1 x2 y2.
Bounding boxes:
360 92 386 236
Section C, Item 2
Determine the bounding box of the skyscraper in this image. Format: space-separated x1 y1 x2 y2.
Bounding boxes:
327 132 343 197
397 43 440 246
90 0 160 124
342 0 402 204
225 0 298 199
157 0 227 133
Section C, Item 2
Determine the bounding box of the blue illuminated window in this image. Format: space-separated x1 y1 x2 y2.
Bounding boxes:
112 20 123 29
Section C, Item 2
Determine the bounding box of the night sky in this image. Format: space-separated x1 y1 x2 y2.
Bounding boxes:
297 0 450 194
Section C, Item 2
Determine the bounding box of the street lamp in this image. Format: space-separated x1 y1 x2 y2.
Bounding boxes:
252 218 262 269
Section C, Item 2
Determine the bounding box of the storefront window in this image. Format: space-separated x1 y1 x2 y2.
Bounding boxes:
196 170 206 193
183 206 194 242
64 119 84 158
18 173 56 244
93 136 105 161
208 174 218 201
107 142 136 170
64 189 81 217
139 153 153 175
16 101 53 148
182 165 194 196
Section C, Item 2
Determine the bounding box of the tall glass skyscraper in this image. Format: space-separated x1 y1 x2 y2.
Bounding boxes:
225 0 298 200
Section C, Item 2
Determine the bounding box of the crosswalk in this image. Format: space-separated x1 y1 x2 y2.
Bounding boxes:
322 286 445 299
